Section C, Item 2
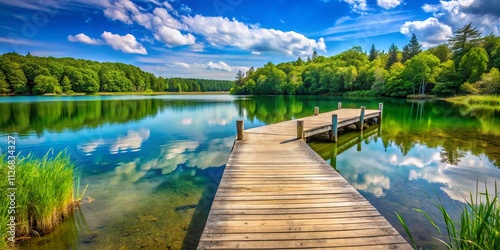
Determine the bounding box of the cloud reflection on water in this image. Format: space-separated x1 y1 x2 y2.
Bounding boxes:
339 139 500 203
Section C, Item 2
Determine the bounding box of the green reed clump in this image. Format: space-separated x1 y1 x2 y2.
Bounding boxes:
0 150 78 247
397 183 500 249
447 95 500 108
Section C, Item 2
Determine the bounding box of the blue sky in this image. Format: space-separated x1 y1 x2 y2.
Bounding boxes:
0 0 499 79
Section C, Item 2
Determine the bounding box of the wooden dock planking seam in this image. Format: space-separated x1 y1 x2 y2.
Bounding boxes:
197 106 411 250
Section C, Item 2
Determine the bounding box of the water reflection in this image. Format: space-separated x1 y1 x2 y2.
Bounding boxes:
309 98 500 248
2 95 499 250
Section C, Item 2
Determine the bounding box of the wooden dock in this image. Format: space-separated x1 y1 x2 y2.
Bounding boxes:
198 105 411 249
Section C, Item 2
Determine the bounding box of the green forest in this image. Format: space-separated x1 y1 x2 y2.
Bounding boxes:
0 53 233 95
231 23 500 97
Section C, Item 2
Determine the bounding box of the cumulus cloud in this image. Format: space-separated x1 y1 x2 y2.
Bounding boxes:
401 17 453 47
409 0 500 40
341 0 368 13
154 26 196 47
93 0 328 55
377 0 402 9
182 15 326 57
68 33 103 45
102 31 148 54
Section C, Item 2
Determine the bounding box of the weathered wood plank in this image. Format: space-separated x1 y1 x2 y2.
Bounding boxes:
197 107 410 250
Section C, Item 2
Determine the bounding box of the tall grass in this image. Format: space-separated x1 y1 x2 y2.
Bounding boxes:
0 150 79 247
397 183 500 249
447 95 500 109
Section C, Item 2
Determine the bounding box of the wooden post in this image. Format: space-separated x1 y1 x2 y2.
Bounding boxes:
330 114 338 142
378 103 383 122
357 106 365 131
330 143 338 170
338 102 342 110
297 120 304 140
357 130 363 151
236 120 244 140
314 106 319 116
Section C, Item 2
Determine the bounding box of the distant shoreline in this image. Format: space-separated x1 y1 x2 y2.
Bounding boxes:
0 91 230 97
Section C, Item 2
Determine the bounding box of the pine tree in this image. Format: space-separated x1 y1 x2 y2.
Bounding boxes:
312 50 318 61
386 43 399 69
449 22 481 56
408 34 422 59
369 44 378 61
402 45 411 63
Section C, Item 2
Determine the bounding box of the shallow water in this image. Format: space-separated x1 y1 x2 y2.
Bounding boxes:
0 95 499 249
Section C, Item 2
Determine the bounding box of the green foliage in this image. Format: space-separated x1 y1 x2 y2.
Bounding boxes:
369 44 378 61
397 183 500 250
450 23 482 60
0 70 9 94
429 44 451 63
405 53 441 95
387 43 400 69
459 47 489 83
433 60 460 96
229 25 498 97
0 151 78 246
0 53 233 95
474 68 500 94
33 75 62 94
402 34 422 62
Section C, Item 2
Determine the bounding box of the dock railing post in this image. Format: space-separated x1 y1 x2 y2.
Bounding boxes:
358 106 365 131
378 103 383 122
330 114 338 142
297 120 304 140
338 102 342 110
236 120 244 140
314 106 319 116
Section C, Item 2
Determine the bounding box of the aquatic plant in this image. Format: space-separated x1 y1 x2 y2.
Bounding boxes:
447 95 500 110
397 183 500 249
0 150 79 247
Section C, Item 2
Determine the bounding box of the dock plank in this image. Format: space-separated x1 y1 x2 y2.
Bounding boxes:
197 108 411 249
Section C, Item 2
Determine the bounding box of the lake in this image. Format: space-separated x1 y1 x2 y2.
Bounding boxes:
1 95 499 249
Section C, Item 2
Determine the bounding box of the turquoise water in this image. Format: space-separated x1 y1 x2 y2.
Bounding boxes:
0 95 499 249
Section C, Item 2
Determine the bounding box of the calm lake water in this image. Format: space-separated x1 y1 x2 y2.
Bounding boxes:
1 95 499 249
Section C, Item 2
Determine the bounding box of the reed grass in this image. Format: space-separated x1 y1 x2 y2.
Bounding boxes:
0 150 79 247
397 183 500 249
447 95 500 107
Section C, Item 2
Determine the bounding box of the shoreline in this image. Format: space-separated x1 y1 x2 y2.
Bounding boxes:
0 91 230 97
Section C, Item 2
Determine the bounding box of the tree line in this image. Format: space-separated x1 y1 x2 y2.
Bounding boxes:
0 53 233 95
231 23 500 97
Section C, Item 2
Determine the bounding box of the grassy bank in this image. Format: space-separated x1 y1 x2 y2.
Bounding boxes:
1 151 79 248
397 184 500 249
446 95 500 109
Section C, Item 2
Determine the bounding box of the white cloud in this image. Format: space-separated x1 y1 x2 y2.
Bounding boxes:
377 0 402 9
341 0 368 13
174 62 191 68
68 33 103 45
182 15 326 57
422 4 440 13
152 7 183 29
401 17 453 47
154 25 196 47
189 43 204 52
102 31 148 54
408 0 500 41
196 61 232 72
103 0 132 24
